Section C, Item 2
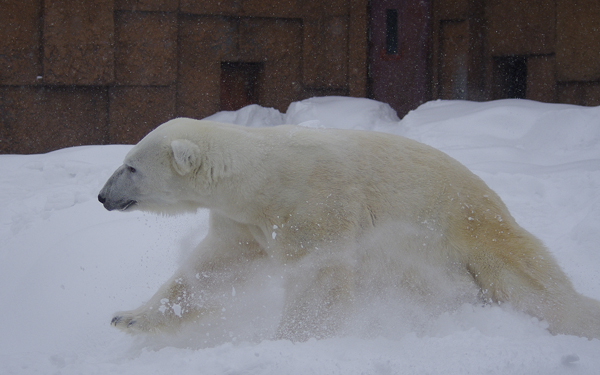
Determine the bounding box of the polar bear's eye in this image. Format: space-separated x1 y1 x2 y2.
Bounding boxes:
127 166 136 173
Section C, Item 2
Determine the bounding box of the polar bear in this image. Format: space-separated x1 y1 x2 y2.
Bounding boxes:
98 117 600 340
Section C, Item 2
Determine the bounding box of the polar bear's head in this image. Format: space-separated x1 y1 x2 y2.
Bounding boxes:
98 121 206 214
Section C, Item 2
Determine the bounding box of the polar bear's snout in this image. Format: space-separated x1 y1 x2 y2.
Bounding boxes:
98 165 139 211
97 192 137 211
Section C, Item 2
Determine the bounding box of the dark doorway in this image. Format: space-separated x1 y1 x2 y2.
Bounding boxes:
369 0 431 117
493 56 527 99
220 62 263 111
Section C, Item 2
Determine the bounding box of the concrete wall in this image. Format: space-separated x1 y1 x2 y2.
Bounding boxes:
2 0 600 154
431 0 600 105
0 0 368 154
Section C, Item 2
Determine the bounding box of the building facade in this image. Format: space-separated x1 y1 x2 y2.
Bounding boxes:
429 0 600 105
1 0 599 154
1 0 368 153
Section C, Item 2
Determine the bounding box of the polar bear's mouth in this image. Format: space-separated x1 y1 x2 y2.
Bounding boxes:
120 200 137 211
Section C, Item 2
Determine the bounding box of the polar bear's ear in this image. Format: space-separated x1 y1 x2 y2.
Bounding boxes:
171 139 201 175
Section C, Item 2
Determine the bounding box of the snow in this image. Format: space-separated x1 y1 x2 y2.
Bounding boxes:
2 97 600 374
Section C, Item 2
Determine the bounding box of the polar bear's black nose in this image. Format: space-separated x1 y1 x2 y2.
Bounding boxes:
98 194 106 204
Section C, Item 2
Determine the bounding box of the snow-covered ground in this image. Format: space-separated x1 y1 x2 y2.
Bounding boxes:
1 97 600 374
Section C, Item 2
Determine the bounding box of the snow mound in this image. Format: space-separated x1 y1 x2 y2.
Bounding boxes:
285 96 400 130
1 98 600 374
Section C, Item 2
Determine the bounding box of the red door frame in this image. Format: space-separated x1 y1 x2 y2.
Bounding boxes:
369 0 431 117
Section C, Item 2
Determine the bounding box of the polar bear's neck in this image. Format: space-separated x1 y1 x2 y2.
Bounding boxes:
186 123 277 223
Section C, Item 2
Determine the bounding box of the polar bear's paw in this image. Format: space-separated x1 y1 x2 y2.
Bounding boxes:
111 311 154 333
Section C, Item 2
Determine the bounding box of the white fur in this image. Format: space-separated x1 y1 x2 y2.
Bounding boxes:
98 118 600 340
171 139 201 176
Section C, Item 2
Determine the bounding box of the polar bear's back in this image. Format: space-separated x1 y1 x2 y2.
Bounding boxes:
147 118 510 230
262 124 504 215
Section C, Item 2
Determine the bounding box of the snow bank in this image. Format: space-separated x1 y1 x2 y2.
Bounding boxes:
1 97 600 374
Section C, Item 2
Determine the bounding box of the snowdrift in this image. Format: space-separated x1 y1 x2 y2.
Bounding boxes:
2 97 600 374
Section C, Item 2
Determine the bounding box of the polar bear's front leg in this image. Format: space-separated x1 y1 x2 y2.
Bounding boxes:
111 271 200 333
111 253 261 334
111 213 266 334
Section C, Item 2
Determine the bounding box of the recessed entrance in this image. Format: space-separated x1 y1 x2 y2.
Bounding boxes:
493 56 527 99
220 62 263 111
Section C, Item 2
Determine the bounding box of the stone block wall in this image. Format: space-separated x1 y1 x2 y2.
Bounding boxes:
431 0 600 106
4 0 599 154
0 0 368 154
